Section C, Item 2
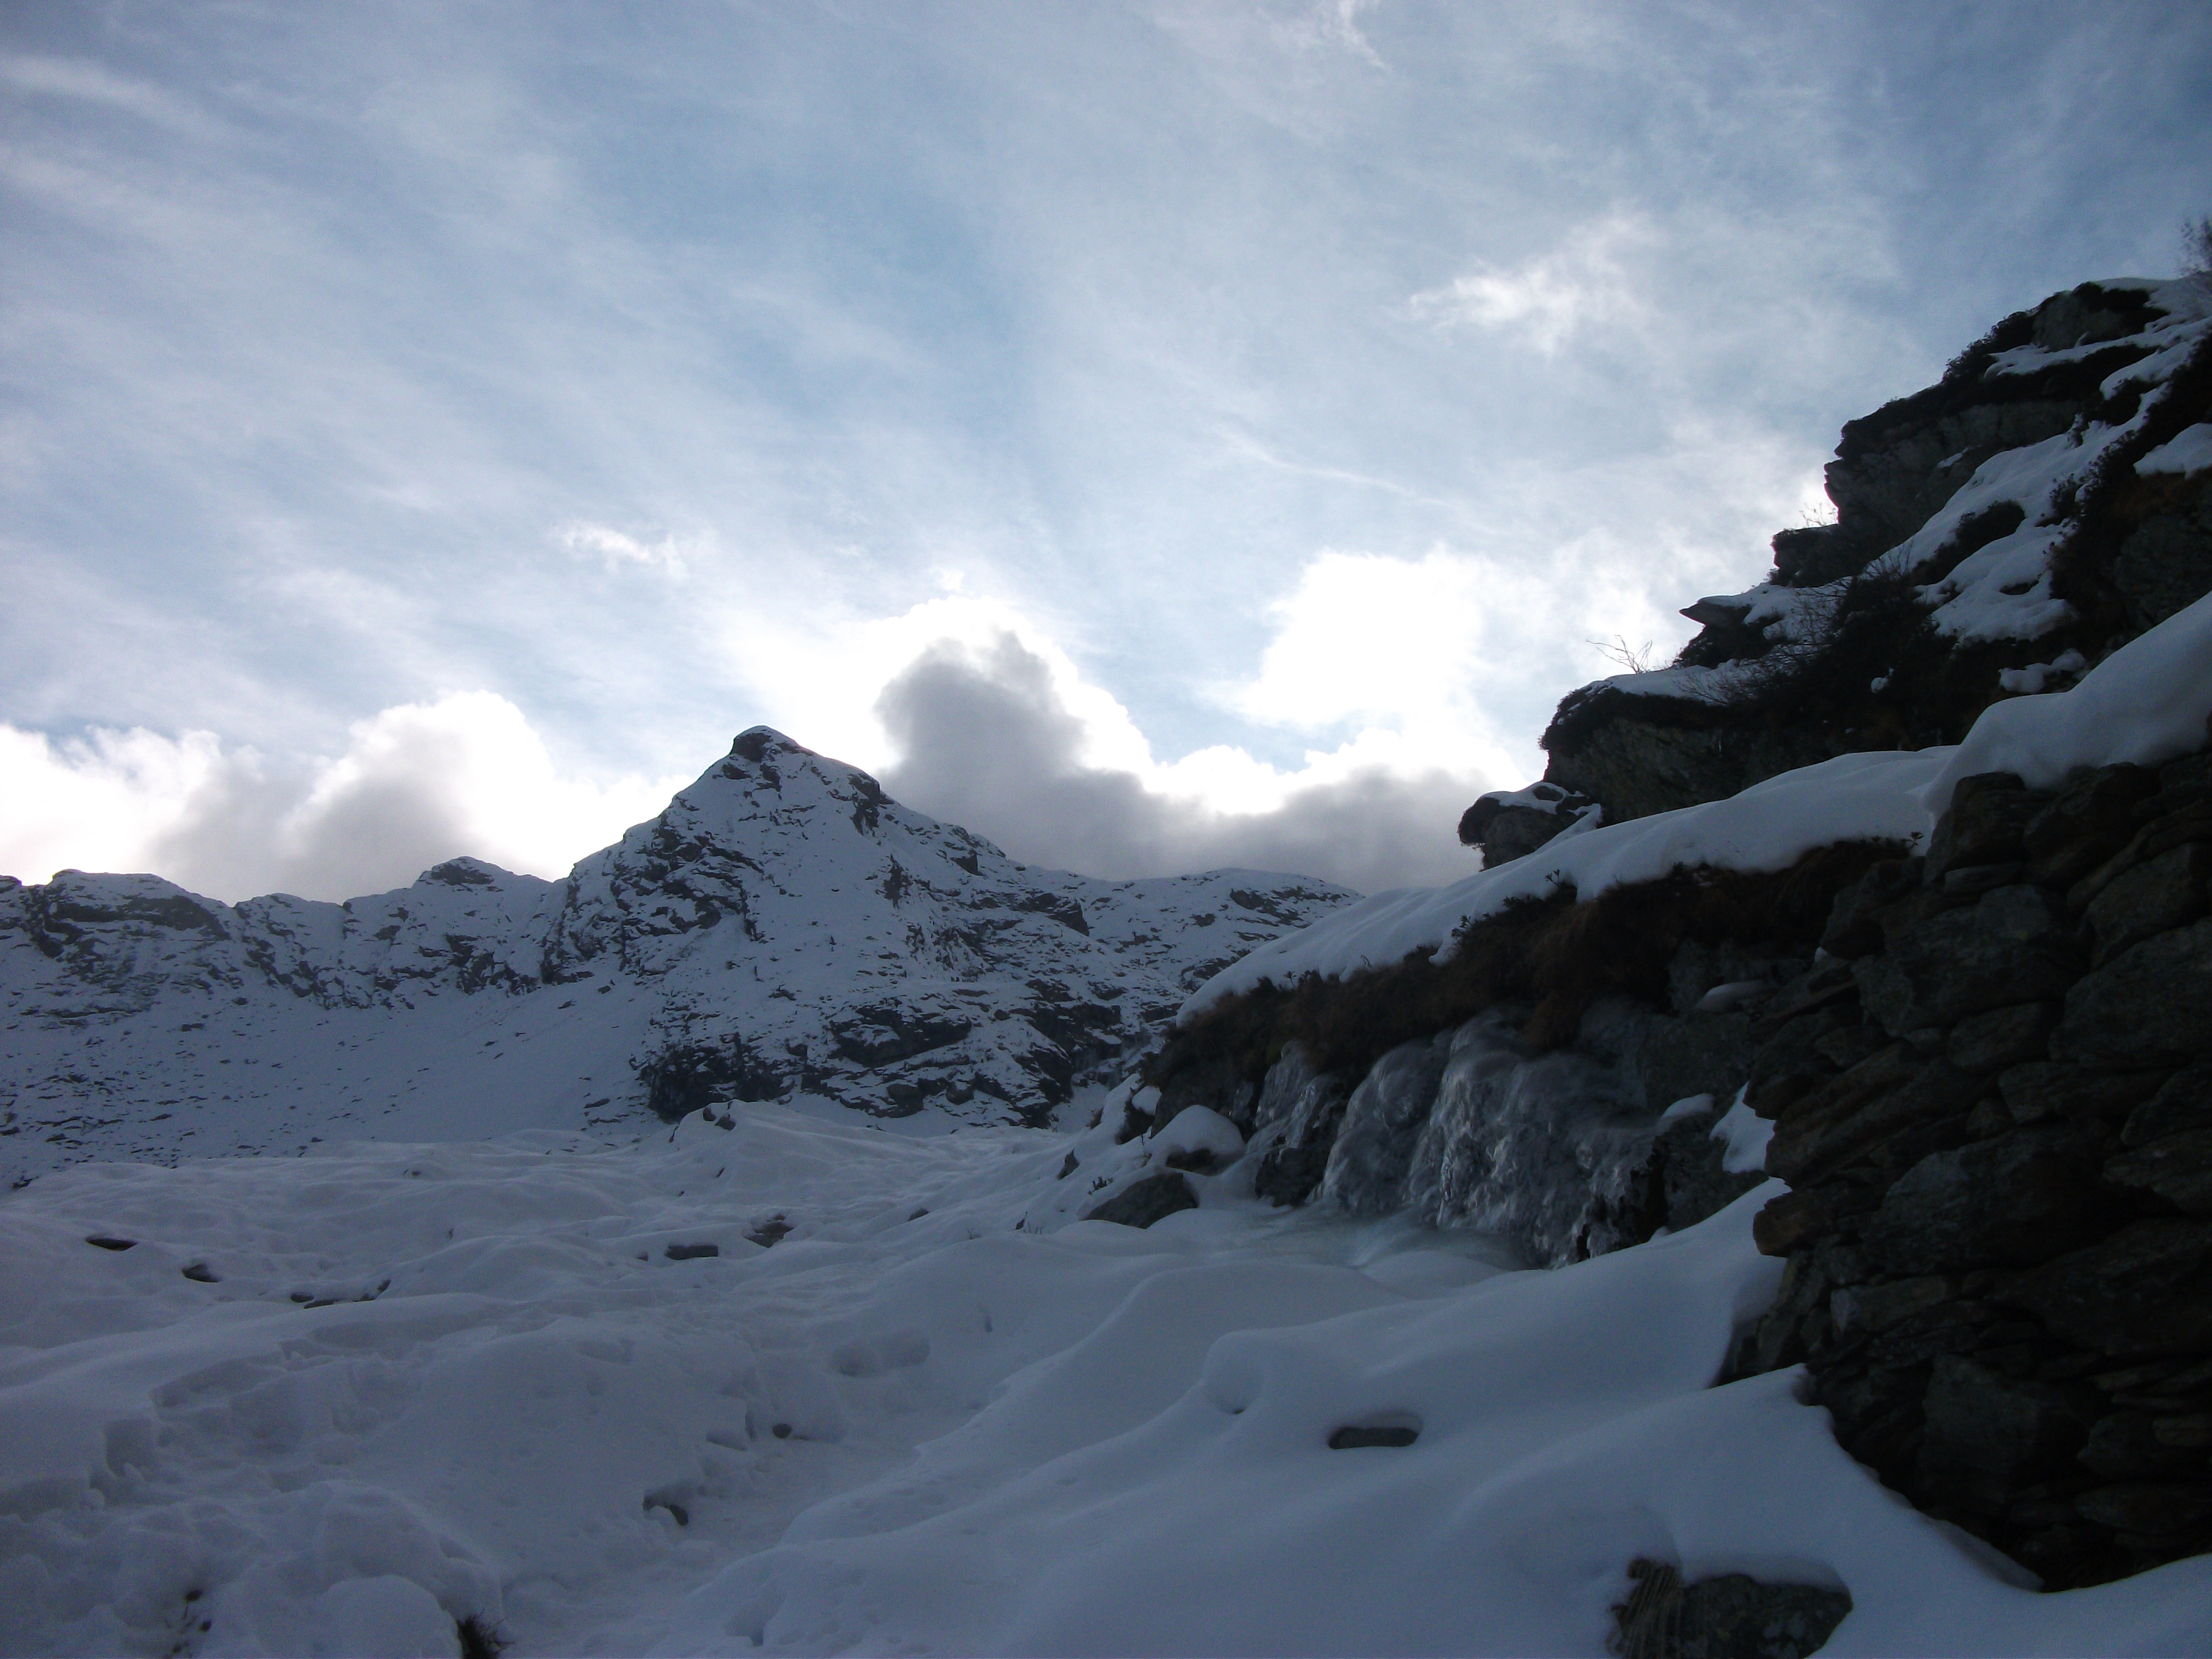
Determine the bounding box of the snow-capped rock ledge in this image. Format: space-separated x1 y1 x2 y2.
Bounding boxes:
1190 590 2212 1016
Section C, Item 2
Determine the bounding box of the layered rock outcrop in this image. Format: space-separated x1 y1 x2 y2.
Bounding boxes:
1144 274 2212 1595
1136 844 1897 1265
1146 728 2212 1588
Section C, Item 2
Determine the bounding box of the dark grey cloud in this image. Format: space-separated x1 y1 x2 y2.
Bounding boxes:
146 764 473 904
877 634 1481 894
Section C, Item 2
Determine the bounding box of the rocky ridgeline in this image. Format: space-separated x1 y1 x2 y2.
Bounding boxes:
1733 742 2212 1589
1463 277 2212 854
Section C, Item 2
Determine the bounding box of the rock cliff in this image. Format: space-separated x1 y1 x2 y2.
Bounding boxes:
1141 274 2212 1593
1462 276 2212 864
1731 751 2212 1588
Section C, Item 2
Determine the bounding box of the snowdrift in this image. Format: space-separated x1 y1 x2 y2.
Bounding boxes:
7 1104 2212 1655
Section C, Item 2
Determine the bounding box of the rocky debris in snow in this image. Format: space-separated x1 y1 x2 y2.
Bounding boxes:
1079 1169 1196 1229
1733 746 2212 1588
1326 1420 1421 1449
1609 1558 1854 1659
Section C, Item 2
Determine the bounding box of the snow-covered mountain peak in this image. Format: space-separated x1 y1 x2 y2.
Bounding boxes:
2 732 1355 1183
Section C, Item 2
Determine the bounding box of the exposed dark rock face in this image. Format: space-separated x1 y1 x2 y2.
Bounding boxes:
2113 476 2212 630
1730 747 2212 1589
1157 737 2212 1587
1156 280 2212 1595
1247 1045 1352 1208
1457 783 1598 867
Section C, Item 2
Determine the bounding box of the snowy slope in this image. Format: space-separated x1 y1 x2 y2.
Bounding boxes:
0 730 1352 1184
4 1105 2209 1656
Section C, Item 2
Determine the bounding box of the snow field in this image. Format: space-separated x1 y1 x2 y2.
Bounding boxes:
3 1099 2210 1655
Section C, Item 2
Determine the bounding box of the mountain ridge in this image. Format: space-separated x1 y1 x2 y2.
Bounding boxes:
1 727 1353 1184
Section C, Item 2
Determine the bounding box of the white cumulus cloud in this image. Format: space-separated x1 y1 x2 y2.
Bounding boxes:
0 693 685 902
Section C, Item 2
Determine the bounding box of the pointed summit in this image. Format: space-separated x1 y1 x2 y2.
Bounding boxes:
0 731 1355 1178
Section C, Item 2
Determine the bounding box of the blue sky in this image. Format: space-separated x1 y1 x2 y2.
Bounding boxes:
5 1 2210 899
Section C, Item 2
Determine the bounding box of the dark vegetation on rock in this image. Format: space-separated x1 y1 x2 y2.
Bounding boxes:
454 1611 509 1659
1147 839 1899 1109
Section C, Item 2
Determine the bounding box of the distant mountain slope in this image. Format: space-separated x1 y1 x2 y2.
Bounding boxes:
0 728 1352 1183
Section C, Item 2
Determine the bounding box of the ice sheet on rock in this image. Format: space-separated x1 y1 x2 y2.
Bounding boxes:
1190 590 2212 1015
1394 1013 1655 1264
1317 1035 1451 1218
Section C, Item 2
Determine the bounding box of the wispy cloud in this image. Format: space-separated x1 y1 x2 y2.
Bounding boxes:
1269 0 1389 69
0 51 213 135
555 521 692 576
1408 213 1652 354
